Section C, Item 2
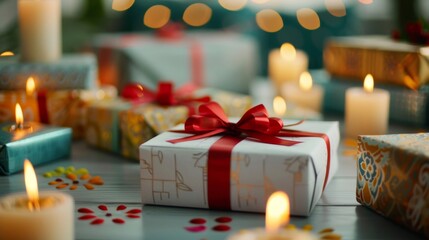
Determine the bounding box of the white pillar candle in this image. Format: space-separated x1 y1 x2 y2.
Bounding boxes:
18 0 62 62
0 160 74 240
345 74 390 138
282 72 324 112
268 43 308 89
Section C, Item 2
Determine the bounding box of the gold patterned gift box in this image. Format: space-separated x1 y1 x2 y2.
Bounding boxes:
0 91 39 123
356 133 429 237
120 104 189 160
324 36 429 89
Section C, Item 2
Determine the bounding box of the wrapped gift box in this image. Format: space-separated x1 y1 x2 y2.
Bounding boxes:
91 31 259 93
85 99 132 153
194 88 252 117
312 70 429 127
0 53 98 90
324 36 429 89
120 104 189 160
0 122 72 175
140 120 339 216
0 91 39 123
356 133 429 237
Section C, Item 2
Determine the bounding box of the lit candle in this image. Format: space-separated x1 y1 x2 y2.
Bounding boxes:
345 74 390 138
282 72 324 112
0 160 74 240
228 191 318 239
272 96 322 121
18 0 61 62
268 43 308 90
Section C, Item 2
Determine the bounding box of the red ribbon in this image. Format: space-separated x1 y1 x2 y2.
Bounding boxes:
168 102 332 210
121 82 210 115
37 90 49 124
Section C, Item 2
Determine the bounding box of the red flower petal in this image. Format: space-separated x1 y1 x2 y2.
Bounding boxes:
112 218 125 224
98 205 108 211
79 215 97 220
126 209 141 214
215 217 232 223
127 214 141 219
212 225 231 232
184 225 206 233
91 219 104 225
189 218 206 224
116 205 127 211
78 208 94 213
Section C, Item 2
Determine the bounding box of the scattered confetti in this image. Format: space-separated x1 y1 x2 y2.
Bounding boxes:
215 216 232 223
185 217 233 233
190 218 206 224
184 225 206 233
78 205 142 225
45 166 104 191
212 225 230 232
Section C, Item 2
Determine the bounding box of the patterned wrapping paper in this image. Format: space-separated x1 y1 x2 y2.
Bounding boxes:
91 31 259 93
356 133 429 237
140 121 339 216
324 36 429 89
0 54 98 90
0 122 72 175
85 99 132 154
0 91 39 123
120 104 189 160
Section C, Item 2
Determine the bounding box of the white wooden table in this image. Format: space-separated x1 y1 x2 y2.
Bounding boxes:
0 117 425 240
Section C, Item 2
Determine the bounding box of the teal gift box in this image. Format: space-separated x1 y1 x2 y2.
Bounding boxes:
0 122 72 175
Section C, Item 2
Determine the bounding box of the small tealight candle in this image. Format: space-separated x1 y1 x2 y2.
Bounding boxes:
282 72 324 112
268 43 308 90
272 96 322 121
0 160 74 240
228 191 318 240
345 74 390 138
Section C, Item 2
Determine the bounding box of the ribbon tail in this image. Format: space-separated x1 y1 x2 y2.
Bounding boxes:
167 128 227 144
245 132 301 146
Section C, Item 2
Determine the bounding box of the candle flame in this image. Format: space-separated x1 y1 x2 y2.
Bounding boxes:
299 71 313 91
0 51 14 56
26 77 36 95
24 159 39 209
273 96 287 116
280 43 296 60
266 191 290 232
15 103 24 126
363 74 374 93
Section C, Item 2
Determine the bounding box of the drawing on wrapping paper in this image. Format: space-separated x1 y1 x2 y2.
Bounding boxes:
284 157 308 210
141 147 192 203
193 152 208 205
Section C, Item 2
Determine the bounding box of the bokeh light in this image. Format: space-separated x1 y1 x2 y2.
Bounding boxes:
218 0 247 11
256 9 284 33
252 0 270 3
143 5 171 29
325 0 346 17
359 0 373 4
183 3 212 27
112 0 135 11
297 8 320 30
0 51 14 56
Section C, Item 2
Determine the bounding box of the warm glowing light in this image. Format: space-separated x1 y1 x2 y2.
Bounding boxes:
26 77 35 95
359 0 373 4
299 72 313 91
24 159 39 209
363 74 374 93
143 5 171 29
112 0 135 11
256 9 283 33
297 8 320 30
183 3 212 27
266 191 290 232
280 43 296 61
218 0 247 11
15 103 24 126
252 0 270 3
325 0 346 17
273 96 287 116
0 51 14 56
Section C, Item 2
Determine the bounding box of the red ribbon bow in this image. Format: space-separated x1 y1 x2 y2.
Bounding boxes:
168 102 332 210
121 82 210 115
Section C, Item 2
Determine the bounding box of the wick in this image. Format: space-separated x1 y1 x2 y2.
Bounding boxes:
27 200 40 212
9 123 32 132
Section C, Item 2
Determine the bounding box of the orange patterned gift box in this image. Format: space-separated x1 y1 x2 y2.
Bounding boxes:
356 133 429 237
0 91 39 123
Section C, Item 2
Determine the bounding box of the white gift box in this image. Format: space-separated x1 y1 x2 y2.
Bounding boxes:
139 120 339 216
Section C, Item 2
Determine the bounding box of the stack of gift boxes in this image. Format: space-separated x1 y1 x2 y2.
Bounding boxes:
321 35 429 237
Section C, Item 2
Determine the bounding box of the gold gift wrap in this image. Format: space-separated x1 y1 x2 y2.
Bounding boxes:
324 36 429 89
120 104 188 160
356 133 429 237
85 98 131 153
0 91 39 122
45 86 117 139
194 88 252 117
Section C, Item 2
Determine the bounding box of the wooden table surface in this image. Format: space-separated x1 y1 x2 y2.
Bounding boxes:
0 118 425 240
